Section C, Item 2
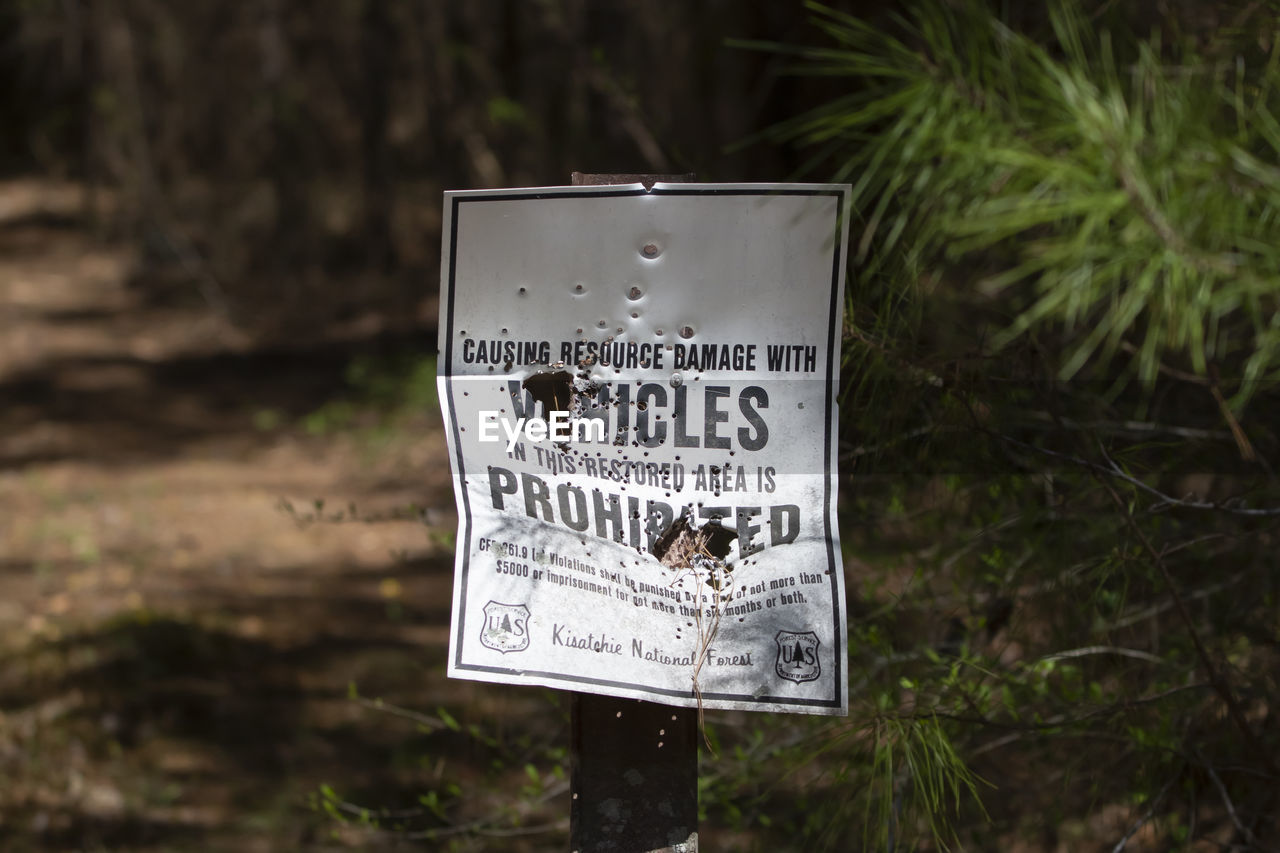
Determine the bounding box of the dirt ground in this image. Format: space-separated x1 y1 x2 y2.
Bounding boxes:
0 180 568 851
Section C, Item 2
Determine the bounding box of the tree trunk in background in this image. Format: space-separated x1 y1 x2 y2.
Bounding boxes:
262 0 305 262
77 0 103 231
360 0 394 271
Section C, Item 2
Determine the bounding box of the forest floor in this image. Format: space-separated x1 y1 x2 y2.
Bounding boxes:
0 180 569 852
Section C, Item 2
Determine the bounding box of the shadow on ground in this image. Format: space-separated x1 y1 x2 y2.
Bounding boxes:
0 331 439 471
0 553 569 851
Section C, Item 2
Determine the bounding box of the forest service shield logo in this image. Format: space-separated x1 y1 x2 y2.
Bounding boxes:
775 630 820 683
480 601 530 653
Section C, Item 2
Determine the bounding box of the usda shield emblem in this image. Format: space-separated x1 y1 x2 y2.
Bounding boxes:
480 601 530 654
775 630 820 684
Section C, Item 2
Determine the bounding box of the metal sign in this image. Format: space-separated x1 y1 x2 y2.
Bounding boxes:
438 183 850 715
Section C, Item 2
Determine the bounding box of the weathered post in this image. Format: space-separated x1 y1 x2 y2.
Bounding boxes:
568 172 698 853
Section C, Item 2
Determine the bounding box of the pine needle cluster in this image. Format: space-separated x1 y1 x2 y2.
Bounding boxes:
753 0 1280 400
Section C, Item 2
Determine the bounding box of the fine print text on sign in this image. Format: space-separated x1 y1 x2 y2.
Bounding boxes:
438 183 851 715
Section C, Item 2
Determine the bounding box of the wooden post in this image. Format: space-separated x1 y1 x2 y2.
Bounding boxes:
568 171 699 853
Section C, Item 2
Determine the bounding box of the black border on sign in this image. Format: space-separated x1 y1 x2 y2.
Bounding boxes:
442 186 846 710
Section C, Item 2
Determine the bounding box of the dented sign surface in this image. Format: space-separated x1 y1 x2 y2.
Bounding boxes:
437 183 850 715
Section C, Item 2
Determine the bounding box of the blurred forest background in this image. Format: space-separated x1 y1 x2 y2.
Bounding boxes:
1 0 1279 851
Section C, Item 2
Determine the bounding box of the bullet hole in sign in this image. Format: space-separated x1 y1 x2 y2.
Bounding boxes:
522 370 574 415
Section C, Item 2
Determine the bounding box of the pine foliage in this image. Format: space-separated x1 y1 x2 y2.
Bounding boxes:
721 3 1280 850
755 0 1280 399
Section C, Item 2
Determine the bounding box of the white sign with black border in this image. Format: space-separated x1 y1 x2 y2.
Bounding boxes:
438 183 850 715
